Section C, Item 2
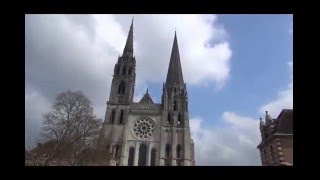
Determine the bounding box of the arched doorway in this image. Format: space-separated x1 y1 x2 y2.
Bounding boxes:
138 144 147 166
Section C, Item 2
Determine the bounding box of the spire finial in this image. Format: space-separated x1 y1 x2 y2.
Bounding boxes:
174 28 177 38
146 88 148 94
265 111 268 115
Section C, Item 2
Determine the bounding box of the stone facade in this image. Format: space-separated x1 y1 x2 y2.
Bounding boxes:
257 109 293 166
96 19 195 166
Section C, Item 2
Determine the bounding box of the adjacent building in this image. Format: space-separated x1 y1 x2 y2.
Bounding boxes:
257 109 293 166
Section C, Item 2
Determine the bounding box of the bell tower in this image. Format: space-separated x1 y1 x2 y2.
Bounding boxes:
160 32 194 166
96 18 136 165
108 18 136 105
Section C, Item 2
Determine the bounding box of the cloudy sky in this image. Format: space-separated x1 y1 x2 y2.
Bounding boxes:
25 14 293 165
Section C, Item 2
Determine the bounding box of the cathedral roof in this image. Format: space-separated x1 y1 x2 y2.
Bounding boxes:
257 109 293 149
139 89 154 104
275 109 293 134
165 31 184 88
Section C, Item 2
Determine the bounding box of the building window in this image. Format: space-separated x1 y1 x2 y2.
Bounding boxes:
173 100 177 111
128 67 133 75
118 82 125 95
138 144 147 166
174 87 177 93
133 117 155 140
165 144 171 158
165 144 171 166
178 113 182 125
128 147 135 166
122 65 127 75
176 144 182 159
150 148 156 166
167 114 171 125
120 110 124 124
111 110 115 124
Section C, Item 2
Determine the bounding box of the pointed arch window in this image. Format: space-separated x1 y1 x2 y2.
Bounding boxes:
122 65 127 75
138 144 147 166
118 82 125 95
165 144 171 158
111 110 115 124
128 66 133 75
120 110 124 124
150 148 156 166
176 144 182 159
178 113 182 125
173 100 177 111
167 114 171 125
128 147 135 166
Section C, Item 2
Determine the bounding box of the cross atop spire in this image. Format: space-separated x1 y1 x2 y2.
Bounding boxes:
122 18 134 57
165 31 184 88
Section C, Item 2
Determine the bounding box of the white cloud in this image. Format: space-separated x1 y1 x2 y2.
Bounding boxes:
25 87 52 147
190 61 293 165
190 112 261 166
259 61 293 117
112 14 232 87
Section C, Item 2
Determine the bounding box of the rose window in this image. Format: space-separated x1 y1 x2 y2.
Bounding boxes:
133 117 155 140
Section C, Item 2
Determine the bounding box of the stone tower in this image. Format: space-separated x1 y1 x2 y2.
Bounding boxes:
160 31 194 166
95 19 136 166
96 19 195 166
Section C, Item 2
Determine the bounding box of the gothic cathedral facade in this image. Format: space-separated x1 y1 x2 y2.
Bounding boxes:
96 19 195 166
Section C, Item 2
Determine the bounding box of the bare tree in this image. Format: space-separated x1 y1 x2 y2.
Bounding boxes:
40 90 102 166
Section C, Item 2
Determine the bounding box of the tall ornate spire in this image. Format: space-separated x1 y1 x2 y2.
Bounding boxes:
165 31 184 88
122 18 134 56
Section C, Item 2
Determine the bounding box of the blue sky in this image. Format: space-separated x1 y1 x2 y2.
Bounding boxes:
210 15 292 117
25 14 293 165
146 14 292 126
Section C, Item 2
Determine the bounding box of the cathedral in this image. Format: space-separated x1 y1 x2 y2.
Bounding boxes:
96 19 195 166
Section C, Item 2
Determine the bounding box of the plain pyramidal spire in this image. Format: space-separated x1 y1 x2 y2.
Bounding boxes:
165 30 184 88
122 18 134 56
